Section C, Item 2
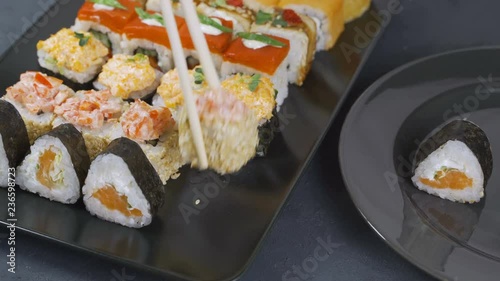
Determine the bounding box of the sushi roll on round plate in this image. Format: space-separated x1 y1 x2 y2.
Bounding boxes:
82 137 165 228
17 124 91 204
0 100 30 187
37 28 110 84
94 53 163 100
411 120 493 204
72 0 142 54
2 71 75 143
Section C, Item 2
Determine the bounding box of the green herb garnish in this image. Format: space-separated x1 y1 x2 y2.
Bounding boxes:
212 0 227 7
198 14 233 33
272 14 288 27
89 0 126 10
135 7 164 26
127 53 148 62
90 30 111 48
255 10 273 25
249 74 261 92
74 32 91 47
237 32 287 47
194 67 205 85
274 89 278 98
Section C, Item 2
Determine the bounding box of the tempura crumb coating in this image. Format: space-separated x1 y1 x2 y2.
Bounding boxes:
178 89 260 175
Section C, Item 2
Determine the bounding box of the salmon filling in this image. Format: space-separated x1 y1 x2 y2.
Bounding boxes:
420 168 473 190
93 185 143 217
36 147 61 189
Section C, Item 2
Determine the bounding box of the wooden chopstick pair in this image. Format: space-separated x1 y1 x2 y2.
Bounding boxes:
160 0 221 170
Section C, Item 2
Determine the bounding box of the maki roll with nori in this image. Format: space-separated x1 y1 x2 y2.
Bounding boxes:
0 100 30 187
3 71 75 143
411 120 493 204
93 54 162 100
82 137 165 228
16 124 91 204
120 100 184 184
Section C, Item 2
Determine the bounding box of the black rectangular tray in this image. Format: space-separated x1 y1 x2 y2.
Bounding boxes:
0 1 383 280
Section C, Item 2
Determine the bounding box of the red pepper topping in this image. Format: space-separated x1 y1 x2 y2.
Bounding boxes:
282 9 303 25
227 0 243 7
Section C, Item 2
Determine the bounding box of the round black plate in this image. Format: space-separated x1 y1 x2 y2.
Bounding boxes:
339 46 500 281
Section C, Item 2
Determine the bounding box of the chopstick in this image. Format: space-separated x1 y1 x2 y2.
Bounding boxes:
180 0 221 91
160 0 208 170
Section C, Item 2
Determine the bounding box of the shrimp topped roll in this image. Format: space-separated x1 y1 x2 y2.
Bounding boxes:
3 71 75 143
37 28 110 84
179 88 260 175
120 100 183 184
53 89 126 159
94 54 162 100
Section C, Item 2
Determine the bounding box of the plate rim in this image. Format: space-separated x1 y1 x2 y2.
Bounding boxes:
338 45 500 281
0 1 387 281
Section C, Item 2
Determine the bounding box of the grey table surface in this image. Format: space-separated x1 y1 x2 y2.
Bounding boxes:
1 0 499 280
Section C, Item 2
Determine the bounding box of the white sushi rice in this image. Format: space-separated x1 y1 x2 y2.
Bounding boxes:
120 38 174 73
82 154 152 228
411 140 484 203
0 136 9 187
283 5 332 51
72 19 124 54
37 49 104 84
220 61 288 110
16 135 80 204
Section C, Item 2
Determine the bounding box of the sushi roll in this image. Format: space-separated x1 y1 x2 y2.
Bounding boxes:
93 54 162 100
0 100 30 187
243 0 278 13
82 137 165 228
53 89 126 159
411 120 493 204
16 124 91 204
120 100 183 183
179 15 234 71
197 0 255 35
36 28 110 84
279 0 344 51
146 0 187 15
72 0 142 54
179 88 260 174
2 71 75 143
153 66 209 121
344 0 371 23
220 32 290 108
251 8 317 85
121 8 186 72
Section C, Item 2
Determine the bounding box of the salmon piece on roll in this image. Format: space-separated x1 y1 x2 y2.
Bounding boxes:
72 0 142 54
279 0 344 51
251 8 317 85
179 15 234 71
121 8 187 72
220 32 290 108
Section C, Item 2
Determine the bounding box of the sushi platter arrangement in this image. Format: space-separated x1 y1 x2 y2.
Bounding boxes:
340 47 500 281
0 0 380 279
